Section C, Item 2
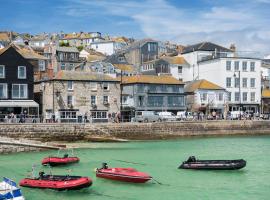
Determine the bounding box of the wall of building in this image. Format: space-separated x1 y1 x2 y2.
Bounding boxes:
36 80 121 120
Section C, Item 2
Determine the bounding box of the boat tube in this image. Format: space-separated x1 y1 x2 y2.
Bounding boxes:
20 172 92 190
42 154 80 166
179 156 246 170
96 163 152 183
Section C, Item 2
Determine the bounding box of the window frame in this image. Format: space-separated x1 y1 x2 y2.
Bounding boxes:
18 66 26 79
0 83 8 99
242 61 247 71
0 65 5 78
103 82 109 91
242 92 248 102
67 95 73 105
250 78 255 88
39 60 45 71
67 81 73 91
226 77 232 88
90 82 97 91
226 61 231 71
91 95 96 105
12 84 28 99
250 62 255 72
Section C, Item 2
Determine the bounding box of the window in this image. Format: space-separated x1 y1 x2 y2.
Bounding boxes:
12 84 28 98
242 61 247 71
242 92 248 102
168 96 185 107
226 61 231 71
60 111 77 119
148 96 164 107
61 63 65 70
178 66 182 73
250 78 255 88
0 83 7 98
234 61 239 71
67 81 73 90
235 92 240 102
0 65 5 78
90 95 96 105
39 60 45 71
234 77 240 88
103 82 109 90
226 77 232 88
250 92 255 102
138 96 144 106
67 95 73 105
242 78 247 88
250 62 255 71
90 82 97 91
201 93 207 101
103 96 108 104
18 66 26 79
218 93 223 101
227 92 231 101
91 111 107 119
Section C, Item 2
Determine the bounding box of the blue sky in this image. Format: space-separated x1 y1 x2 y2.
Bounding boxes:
1 0 270 54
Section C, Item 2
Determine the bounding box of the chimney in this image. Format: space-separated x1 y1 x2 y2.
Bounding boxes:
230 44 236 52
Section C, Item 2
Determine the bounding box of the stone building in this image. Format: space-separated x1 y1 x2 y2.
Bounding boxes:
34 71 121 123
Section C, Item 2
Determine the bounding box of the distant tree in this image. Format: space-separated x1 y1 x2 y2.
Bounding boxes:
59 41 70 47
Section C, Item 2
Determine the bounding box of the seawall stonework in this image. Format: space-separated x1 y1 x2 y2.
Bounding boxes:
0 121 269 142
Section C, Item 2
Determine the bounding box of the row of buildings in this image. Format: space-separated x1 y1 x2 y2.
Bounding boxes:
0 30 270 122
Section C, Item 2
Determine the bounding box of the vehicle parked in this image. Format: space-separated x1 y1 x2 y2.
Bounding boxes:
134 111 161 123
176 111 193 120
158 112 177 121
229 111 244 120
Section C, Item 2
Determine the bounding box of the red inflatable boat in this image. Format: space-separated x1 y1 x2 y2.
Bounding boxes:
19 172 92 190
96 163 152 183
42 154 79 166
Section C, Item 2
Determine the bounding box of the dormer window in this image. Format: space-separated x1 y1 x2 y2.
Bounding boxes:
18 66 26 79
118 57 125 62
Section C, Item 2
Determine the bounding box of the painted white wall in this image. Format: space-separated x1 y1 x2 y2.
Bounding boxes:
198 58 261 105
90 42 115 55
79 49 89 58
194 89 227 108
170 63 192 82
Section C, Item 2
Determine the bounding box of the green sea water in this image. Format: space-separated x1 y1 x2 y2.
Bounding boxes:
1 136 270 200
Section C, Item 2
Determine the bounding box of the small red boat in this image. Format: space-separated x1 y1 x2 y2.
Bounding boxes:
42 154 79 166
96 163 152 183
19 172 92 190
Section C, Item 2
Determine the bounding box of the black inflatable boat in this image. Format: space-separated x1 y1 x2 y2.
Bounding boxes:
179 156 246 170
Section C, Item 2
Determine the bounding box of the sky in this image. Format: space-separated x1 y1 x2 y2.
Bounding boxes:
1 0 270 55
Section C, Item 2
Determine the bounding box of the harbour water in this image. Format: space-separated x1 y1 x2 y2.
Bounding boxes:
0 136 269 200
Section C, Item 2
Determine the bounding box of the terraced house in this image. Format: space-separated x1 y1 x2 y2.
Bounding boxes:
34 71 120 123
120 75 186 121
0 45 39 121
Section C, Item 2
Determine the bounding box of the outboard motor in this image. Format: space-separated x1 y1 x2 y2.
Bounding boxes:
102 163 108 169
64 154 69 158
39 171 45 179
187 156 196 162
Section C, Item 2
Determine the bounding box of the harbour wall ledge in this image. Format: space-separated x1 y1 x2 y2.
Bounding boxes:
0 121 270 142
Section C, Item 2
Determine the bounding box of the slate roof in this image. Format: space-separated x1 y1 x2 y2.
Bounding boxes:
182 42 232 54
54 70 119 82
0 44 47 60
120 75 183 85
56 46 79 53
144 56 187 65
185 79 225 93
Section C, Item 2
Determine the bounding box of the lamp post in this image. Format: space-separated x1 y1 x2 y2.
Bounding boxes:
234 71 241 120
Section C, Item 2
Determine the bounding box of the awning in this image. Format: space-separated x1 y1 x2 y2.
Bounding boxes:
0 100 39 107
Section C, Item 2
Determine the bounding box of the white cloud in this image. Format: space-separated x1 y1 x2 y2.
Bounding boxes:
65 0 270 54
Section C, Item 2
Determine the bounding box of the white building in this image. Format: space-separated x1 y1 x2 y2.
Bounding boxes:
90 41 127 56
181 42 262 113
185 79 228 115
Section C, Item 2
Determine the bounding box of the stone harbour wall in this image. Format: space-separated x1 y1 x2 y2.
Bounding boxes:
0 121 270 143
